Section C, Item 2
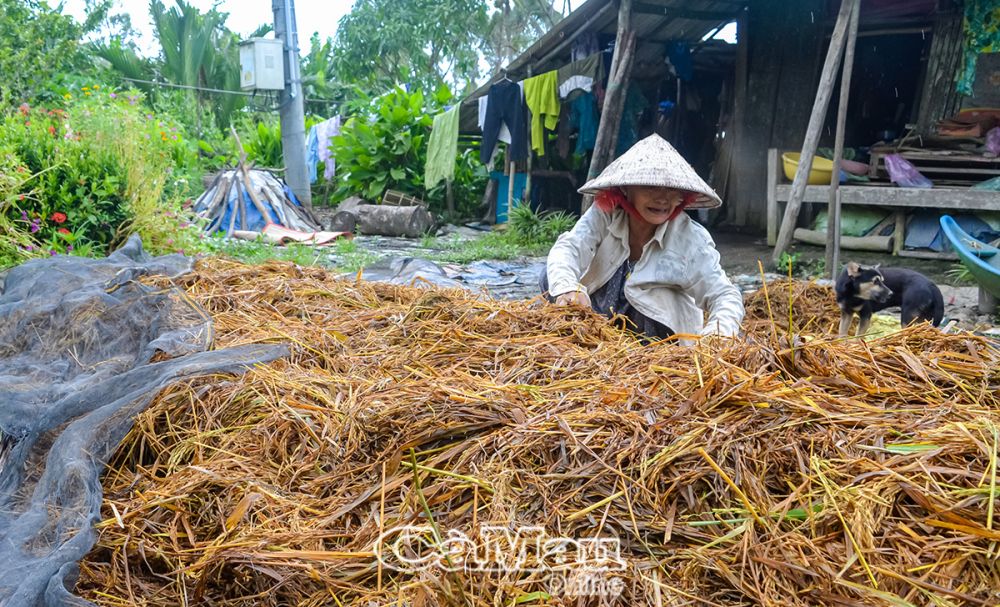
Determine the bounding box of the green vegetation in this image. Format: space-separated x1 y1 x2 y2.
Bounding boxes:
201 233 324 266
506 203 575 246
0 0 105 108
0 0 573 270
776 251 826 279
201 235 380 274
946 263 975 285
0 90 200 265
331 86 487 215
427 205 572 264
329 237 379 272
331 0 488 95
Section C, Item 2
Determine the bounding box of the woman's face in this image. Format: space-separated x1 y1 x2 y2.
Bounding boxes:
625 186 683 225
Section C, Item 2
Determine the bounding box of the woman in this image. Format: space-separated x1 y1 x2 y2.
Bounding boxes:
541 134 744 340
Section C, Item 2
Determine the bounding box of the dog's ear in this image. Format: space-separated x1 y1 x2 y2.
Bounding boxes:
846 261 860 277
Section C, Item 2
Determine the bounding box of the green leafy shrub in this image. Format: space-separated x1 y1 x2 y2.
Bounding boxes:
0 88 202 262
244 119 284 168
0 142 36 267
507 203 576 245
332 86 434 202
331 85 486 216
0 0 104 108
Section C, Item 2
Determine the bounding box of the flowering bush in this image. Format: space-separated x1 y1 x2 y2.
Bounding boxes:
0 87 202 263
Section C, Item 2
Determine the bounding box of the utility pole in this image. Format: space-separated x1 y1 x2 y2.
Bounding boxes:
273 0 313 211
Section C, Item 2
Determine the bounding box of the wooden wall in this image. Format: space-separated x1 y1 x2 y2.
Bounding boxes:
721 2 965 233
915 10 963 135
723 0 825 232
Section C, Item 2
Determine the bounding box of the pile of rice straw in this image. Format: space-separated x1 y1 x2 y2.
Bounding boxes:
78 259 1000 606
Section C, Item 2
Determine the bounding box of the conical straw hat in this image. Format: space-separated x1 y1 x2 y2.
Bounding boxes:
578 134 722 209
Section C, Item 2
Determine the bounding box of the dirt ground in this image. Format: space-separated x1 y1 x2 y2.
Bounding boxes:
713 230 959 282
712 229 997 332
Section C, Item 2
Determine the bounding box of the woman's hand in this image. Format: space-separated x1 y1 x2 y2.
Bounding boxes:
555 291 592 307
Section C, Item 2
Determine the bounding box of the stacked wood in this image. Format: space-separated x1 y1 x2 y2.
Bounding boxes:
193 165 321 235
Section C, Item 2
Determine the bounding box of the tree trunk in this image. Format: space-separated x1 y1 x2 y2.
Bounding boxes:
353 205 435 238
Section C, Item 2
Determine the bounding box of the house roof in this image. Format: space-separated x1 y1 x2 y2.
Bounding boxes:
459 0 749 131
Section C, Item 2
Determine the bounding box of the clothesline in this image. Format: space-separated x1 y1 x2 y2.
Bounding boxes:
424 51 627 196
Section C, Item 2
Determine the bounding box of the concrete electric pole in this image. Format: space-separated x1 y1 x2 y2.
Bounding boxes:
272 0 313 210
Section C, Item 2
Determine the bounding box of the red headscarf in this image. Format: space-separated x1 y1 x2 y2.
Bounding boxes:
594 187 697 222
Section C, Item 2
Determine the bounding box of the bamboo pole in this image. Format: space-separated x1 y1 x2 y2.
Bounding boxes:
507 156 515 222
582 0 636 213
524 65 533 212
771 0 858 264
826 0 860 279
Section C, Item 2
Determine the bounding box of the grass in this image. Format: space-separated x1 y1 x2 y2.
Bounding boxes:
201 234 326 267
425 205 572 264
946 263 975 285
197 205 573 271
200 234 382 274
331 238 380 273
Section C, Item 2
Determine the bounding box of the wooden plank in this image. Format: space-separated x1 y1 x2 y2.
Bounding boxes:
826 0 860 279
772 0 858 263
886 167 1000 175
893 211 905 255
533 3 614 69
898 249 959 261
916 11 964 136
582 0 635 213
874 151 1000 164
775 184 1000 210
632 4 738 20
795 228 892 251
767 148 779 246
732 10 748 213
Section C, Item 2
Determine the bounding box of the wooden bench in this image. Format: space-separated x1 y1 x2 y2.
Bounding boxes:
766 148 1000 259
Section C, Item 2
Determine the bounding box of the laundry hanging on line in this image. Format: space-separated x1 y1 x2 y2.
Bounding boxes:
556 53 604 100
306 116 341 183
480 79 529 163
569 92 599 155
523 70 560 157
477 89 518 145
425 106 460 189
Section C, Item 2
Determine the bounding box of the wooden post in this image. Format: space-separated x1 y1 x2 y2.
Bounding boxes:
979 287 998 316
525 65 533 211
825 0 860 279
507 154 516 221
893 210 905 255
582 0 636 213
480 150 498 223
771 0 857 264
766 148 779 246
729 11 748 216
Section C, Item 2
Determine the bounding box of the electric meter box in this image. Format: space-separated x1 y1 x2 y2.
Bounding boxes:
239 38 285 91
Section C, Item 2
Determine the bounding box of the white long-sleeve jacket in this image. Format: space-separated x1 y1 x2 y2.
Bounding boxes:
545 206 745 338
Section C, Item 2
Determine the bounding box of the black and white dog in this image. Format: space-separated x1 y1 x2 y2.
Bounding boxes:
835 262 944 336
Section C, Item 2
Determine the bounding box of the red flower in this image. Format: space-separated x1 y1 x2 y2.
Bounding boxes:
48 126 56 136
58 228 71 234
50 212 67 224
18 103 29 116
